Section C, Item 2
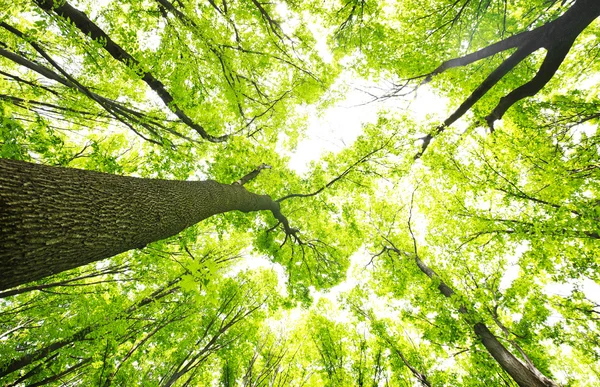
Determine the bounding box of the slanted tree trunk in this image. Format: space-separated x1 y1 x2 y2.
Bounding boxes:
473 323 558 387
0 159 287 290
389 246 559 387
0 326 94 379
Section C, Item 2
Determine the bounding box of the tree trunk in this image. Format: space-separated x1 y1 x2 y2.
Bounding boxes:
403 249 559 387
473 323 557 387
0 326 93 378
0 159 282 290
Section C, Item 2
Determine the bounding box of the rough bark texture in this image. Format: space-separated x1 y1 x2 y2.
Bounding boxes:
0 159 281 290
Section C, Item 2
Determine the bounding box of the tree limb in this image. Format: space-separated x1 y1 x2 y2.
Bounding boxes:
34 0 228 143
413 0 600 159
233 164 272 186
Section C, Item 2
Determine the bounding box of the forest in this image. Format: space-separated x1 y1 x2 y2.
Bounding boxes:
0 0 599 385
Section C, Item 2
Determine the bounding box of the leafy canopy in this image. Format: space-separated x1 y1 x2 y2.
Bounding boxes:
1 0 599 386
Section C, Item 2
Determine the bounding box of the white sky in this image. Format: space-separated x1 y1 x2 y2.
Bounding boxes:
288 73 448 173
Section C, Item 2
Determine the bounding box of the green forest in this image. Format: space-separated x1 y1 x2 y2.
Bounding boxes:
1 0 599 385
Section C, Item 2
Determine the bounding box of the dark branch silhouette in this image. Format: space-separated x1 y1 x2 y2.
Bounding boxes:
34 0 228 143
411 0 600 159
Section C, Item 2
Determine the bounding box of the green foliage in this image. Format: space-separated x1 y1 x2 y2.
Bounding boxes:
2 0 600 385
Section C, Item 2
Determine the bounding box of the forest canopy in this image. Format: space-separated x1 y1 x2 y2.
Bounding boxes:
1 0 599 386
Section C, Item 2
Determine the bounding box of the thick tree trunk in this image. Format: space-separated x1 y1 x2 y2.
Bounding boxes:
0 159 282 290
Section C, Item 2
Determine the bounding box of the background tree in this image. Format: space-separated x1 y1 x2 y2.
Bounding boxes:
1 0 599 385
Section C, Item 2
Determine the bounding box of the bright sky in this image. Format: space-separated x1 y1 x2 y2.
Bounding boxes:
288 73 448 173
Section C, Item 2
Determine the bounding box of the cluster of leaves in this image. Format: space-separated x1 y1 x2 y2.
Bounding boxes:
1 0 600 385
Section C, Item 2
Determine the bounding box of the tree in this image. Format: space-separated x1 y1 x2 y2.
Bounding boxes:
412 0 600 158
380 240 559 387
1 0 600 385
0 158 293 290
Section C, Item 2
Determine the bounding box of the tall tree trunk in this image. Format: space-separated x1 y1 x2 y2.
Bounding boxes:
0 159 284 290
392 246 559 387
416 251 558 386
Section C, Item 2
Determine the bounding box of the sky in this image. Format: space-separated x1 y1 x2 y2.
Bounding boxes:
288 73 448 174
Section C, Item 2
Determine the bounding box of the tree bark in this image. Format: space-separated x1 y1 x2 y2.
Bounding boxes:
395 248 558 387
0 159 284 290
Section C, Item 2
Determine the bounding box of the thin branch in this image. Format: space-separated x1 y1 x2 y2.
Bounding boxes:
233 163 272 186
277 141 389 202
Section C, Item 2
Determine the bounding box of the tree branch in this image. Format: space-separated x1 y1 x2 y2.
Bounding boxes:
277 144 387 202
34 0 228 143
485 41 573 128
412 0 600 159
233 164 272 186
